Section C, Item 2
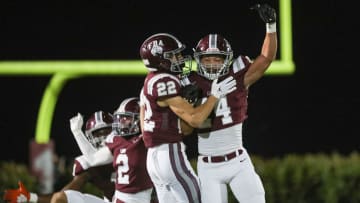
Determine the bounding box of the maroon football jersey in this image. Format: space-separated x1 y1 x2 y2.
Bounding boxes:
105 133 153 194
73 157 115 200
188 55 251 133
142 71 183 147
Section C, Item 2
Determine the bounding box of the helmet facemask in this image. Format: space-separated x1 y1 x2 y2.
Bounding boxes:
112 112 140 137
163 45 192 74
85 126 112 149
195 51 233 80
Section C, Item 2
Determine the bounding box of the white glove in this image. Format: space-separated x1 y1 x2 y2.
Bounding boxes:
70 113 84 134
210 76 237 98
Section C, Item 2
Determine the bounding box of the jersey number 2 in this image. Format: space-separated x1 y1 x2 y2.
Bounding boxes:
116 149 129 184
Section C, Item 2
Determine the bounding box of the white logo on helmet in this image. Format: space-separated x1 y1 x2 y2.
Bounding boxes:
148 40 164 56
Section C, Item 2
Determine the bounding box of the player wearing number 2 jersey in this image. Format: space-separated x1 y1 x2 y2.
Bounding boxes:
70 97 154 203
139 33 237 203
182 4 278 203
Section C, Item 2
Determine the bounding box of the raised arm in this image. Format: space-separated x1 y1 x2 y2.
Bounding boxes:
70 113 98 155
70 113 113 168
244 3 278 87
78 147 113 169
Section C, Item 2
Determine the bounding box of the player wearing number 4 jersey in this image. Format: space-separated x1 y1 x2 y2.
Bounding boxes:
70 97 154 203
139 33 237 203
181 4 278 203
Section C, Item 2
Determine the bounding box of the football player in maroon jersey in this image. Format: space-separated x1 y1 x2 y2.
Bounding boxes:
139 33 237 203
182 4 278 203
3 111 115 203
70 97 155 203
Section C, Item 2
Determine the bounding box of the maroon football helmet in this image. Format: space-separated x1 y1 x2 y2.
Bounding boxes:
139 33 192 74
85 111 113 148
113 97 141 137
194 34 233 80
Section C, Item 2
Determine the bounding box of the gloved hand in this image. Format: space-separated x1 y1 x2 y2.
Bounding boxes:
250 3 276 24
3 181 30 203
70 112 84 134
210 76 237 99
180 84 203 106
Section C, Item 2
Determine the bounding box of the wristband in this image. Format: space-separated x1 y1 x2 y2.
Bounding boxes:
29 193 38 202
266 23 276 33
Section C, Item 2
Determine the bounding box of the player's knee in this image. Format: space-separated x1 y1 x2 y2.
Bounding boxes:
50 191 68 203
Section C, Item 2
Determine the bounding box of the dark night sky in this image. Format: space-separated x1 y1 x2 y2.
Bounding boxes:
0 0 358 164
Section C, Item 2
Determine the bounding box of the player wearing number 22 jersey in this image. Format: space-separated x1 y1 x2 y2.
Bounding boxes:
141 70 202 203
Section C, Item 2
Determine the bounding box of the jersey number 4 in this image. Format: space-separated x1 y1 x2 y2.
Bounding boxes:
216 97 232 125
200 97 233 128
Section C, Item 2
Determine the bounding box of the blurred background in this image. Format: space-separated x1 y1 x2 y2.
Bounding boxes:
0 0 357 165
2 0 360 202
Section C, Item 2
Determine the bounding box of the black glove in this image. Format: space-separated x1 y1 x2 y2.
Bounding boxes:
250 3 276 24
180 84 202 107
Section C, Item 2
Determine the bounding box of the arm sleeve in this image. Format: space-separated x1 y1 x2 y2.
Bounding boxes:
76 147 113 170
71 129 98 156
